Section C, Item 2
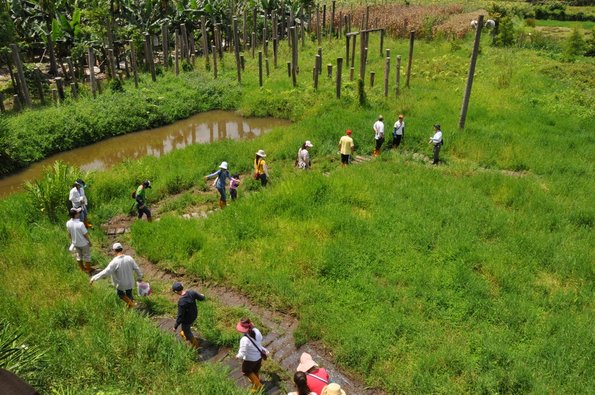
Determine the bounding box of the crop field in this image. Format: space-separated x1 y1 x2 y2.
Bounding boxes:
1 1 594 394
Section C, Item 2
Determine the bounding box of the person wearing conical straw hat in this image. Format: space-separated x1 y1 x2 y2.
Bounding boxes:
205 161 232 209
254 150 269 187
321 383 346 395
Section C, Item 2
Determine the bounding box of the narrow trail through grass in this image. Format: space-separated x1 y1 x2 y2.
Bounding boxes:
99 188 382 395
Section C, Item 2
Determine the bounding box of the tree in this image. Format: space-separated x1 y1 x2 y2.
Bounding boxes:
564 28 586 60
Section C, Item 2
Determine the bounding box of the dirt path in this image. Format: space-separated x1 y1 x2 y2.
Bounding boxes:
100 207 384 395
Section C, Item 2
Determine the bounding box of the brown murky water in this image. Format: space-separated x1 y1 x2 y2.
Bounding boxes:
0 111 290 198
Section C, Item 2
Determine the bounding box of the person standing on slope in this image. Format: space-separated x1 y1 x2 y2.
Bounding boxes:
172 281 205 349
205 161 232 209
372 115 385 157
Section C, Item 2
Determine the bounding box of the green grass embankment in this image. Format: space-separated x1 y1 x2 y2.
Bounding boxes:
0 31 593 394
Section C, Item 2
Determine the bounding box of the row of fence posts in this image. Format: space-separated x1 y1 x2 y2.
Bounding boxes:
1 6 485 130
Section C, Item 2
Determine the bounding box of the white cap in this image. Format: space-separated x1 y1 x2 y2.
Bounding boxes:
220 161 228 169
112 242 123 251
256 149 266 157
305 141 313 148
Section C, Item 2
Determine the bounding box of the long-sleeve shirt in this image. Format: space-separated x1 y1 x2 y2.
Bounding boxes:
236 328 268 362
174 290 205 329
91 254 142 291
205 169 232 189
430 130 443 145
69 187 84 208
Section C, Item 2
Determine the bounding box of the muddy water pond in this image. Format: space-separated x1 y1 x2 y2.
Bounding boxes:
0 111 290 198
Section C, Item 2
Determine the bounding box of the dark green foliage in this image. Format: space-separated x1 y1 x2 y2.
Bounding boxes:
586 28 595 56
0 320 47 389
182 60 194 72
564 28 587 59
109 78 125 93
495 17 515 47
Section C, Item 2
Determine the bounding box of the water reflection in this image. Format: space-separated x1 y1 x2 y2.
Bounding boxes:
0 111 290 197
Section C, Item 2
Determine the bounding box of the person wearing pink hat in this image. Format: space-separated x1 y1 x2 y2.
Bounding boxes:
296 352 331 395
235 317 268 393
321 383 346 395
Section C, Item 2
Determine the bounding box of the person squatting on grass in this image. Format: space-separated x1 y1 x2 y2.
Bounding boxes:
391 114 405 149
296 140 314 169
90 243 143 308
66 207 93 274
229 173 241 201
428 124 444 165
205 161 232 209
171 282 205 349
289 371 316 395
373 115 385 157
338 130 355 167
297 352 331 395
135 180 152 221
236 317 269 393
254 150 269 187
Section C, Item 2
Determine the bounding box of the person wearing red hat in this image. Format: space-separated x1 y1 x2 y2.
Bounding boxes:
338 130 355 167
236 317 268 393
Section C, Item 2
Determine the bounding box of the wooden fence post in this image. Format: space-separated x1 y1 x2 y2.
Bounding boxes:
251 32 256 58
406 31 415 88
55 77 65 101
34 67 45 104
273 37 278 68
313 67 318 90
327 64 333 78
350 67 354 81
287 61 291 77
212 45 218 78
13 94 21 112
240 54 245 71
145 34 157 81
66 57 78 88
107 48 117 79
201 16 209 70
396 55 401 96
346 35 350 67
258 51 263 87
265 58 270 77
290 27 298 86
331 1 336 37
316 6 321 45
317 47 323 75
459 15 484 130
10 44 31 107
370 71 375 87
70 83 78 99
384 56 390 97
0 93 5 112
336 57 343 99
174 29 180 75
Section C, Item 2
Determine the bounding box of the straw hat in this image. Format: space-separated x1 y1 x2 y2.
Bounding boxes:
321 383 346 395
220 161 228 169
296 352 318 372
256 149 266 157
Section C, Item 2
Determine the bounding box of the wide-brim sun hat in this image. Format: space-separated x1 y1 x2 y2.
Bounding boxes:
220 161 228 169
236 318 253 333
321 383 346 395
296 352 318 372
305 141 313 148
256 149 266 157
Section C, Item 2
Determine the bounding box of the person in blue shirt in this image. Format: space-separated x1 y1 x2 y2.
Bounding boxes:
172 282 205 349
205 161 232 209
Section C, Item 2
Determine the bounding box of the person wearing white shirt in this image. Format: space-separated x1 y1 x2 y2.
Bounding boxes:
428 124 444 165
90 243 143 308
391 114 405 149
236 317 268 393
373 115 385 157
66 207 92 273
296 140 314 169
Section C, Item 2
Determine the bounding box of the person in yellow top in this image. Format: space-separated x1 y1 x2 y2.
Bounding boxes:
254 149 269 187
338 129 355 167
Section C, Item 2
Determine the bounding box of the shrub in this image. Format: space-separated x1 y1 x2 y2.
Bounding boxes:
564 28 587 60
108 78 125 93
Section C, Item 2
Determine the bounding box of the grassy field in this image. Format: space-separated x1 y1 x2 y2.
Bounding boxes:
535 19 594 30
1 11 594 395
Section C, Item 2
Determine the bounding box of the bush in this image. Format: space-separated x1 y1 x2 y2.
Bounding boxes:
0 320 47 389
564 28 587 60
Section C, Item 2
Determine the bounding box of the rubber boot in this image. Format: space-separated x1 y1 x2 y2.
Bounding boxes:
189 337 200 349
219 199 226 209
77 261 85 272
85 262 92 274
180 330 187 341
147 216 153 223
121 295 136 308
247 373 264 393
83 219 93 229
373 149 379 157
